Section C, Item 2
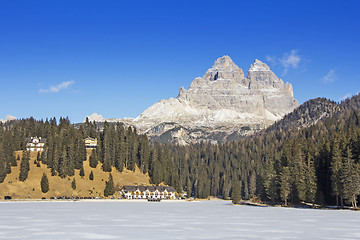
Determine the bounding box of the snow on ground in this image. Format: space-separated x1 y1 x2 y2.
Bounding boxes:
0 200 359 240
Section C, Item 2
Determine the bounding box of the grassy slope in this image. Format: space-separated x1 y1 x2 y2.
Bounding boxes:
0 150 151 199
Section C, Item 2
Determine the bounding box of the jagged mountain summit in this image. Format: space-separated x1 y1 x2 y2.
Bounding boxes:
0 115 17 124
131 56 298 144
85 56 298 144
84 113 106 123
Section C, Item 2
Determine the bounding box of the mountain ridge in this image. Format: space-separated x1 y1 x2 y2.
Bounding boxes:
85 56 298 144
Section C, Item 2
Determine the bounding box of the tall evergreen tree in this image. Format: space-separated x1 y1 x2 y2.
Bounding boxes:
104 173 115 197
89 149 98 168
342 147 360 208
279 167 291 205
79 166 85 178
19 150 30 181
40 173 49 193
231 181 241 204
71 178 76 190
330 136 344 207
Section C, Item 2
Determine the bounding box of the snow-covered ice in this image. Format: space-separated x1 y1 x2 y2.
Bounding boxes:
0 200 359 239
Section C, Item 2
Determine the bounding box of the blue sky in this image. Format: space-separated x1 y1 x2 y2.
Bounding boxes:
1 0 359 123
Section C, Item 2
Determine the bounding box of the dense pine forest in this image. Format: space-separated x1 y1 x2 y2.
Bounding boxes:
0 117 181 194
169 95 360 207
1 95 360 207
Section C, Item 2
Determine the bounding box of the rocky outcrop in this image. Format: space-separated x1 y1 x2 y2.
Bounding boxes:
84 113 106 123
84 56 298 144
0 115 17 123
131 56 298 144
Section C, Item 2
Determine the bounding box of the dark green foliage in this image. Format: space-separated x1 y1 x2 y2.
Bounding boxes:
2 94 360 206
36 151 41 163
89 170 94 180
40 173 49 193
0 116 164 192
19 150 30 181
231 182 241 204
79 166 85 178
104 173 115 197
71 178 76 190
10 154 17 167
163 95 360 206
89 149 98 168
0 143 6 183
279 167 291 205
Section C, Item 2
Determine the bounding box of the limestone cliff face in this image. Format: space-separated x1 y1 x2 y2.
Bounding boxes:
87 56 298 144
132 56 298 144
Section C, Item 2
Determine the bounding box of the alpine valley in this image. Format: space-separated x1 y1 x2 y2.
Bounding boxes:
85 56 298 144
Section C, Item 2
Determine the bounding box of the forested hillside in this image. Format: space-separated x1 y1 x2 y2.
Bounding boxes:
1 95 360 207
168 94 360 207
0 117 181 198
265 97 339 132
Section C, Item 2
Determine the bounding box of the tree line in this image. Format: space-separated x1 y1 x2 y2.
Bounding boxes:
0 116 181 194
166 95 360 207
1 94 360 206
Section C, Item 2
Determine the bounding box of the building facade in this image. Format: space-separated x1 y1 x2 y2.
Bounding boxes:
121 186 176 200
84 137 98 149
25 137 46 152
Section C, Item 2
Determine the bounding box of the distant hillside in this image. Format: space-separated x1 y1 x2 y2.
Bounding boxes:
265 97 339 132
0 118 181 199
0 150 150 199
340 93 360 112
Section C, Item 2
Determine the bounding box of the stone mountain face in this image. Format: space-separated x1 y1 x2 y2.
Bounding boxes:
131 56 298 144
84 113 106 123
0 115 17 124
85 56 298 144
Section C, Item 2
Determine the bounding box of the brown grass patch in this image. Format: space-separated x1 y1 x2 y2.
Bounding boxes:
0 150 151 199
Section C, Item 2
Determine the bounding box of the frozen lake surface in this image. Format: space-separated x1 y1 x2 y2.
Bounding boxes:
0 200 359 239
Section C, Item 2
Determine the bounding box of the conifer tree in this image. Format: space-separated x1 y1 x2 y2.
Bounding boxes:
342 147 360 208
10 154 17 167
19 150 30 181
249 171 257 199
264 162 277 203
89 149 98 168
5 161 11 174
0 146 6 183
305 153 317 203
40 173 49 193
36 151 41 163
104 173 115 197
89 170 94 180
79 166 85 178
280 167 291 205
231 181 241 204
71 178 76 190
330 137 344 207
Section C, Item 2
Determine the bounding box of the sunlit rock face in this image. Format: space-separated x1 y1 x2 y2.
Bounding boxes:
129 55 298 144
86 56 298 144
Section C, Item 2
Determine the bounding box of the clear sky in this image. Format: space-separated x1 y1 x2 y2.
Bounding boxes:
1 0 359 123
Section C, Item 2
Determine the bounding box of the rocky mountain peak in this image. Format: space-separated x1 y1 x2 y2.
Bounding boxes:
84 113 105 123
203 55 244 81
96 55 298 144
212 55 237 70
0 115 17 123
247 59 285 89
248 59 270 72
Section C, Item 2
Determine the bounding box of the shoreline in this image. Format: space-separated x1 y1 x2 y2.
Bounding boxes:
1 198 358 211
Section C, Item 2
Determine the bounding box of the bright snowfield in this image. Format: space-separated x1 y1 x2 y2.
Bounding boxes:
0 200 359 240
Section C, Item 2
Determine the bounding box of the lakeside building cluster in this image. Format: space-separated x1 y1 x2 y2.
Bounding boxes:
121 186 176 200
